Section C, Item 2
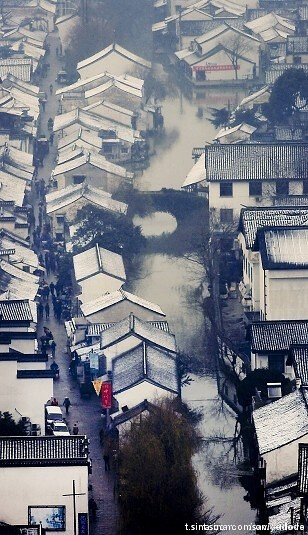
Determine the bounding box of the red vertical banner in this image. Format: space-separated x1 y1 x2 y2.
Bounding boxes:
101 381 112 409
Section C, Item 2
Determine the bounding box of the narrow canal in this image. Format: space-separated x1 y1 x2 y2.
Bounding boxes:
128 80 256 531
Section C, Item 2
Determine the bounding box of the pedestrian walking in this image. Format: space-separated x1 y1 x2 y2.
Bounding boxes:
41 100 46 112
88 498 98 521
38 211 42 226
45 302 50 319
49 83 53 95
50 339 56 357
49 281 55 296
103 453 110 471
56 47 58 56
73 422 79 435
63 397 71 415
37 302 44 320
49 132 54 145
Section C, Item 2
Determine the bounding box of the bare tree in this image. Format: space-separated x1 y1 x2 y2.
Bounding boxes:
221 34 254 81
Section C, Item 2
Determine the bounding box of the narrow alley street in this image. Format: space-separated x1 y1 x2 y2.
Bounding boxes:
33 29 119 535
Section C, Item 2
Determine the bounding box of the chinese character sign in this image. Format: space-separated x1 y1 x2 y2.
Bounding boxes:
101 382 112 409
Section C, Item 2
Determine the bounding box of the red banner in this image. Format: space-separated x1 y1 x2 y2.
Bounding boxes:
193 65 240 72
101 381 112 409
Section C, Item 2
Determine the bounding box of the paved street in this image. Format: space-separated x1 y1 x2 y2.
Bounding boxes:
33 29 119 535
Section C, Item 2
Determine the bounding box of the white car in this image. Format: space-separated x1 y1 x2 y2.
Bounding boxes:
51 420 70 436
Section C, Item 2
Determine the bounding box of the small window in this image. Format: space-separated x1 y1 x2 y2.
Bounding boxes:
276 180 289 196
303 181 308 194
268 354 284 373
56 215 64 224
294 56 302 64
22 265 30 273
55 232 63 241
121 147 129 154
220 182 233 197
196 70 206 82
267 383 282 399
249 181 262 196
220 208 233 224
73 175 85 185
103 144 113 154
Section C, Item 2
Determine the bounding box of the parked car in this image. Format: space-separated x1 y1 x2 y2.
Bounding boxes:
45 405 63 433
50 420 70 436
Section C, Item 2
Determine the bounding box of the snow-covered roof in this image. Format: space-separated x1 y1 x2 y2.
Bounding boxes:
0 236 39 269
257 227 308 269
0 260 39 301
80 288 165 318
239 207 308 249
244 12 295 38
77 43 151 72
46 182 127 215
253 389 308 455
57 127 101 151
100 313 176 352
52 151 133 179
182 153 206 188
73 243 126 283
214 122 256 141
0 58 32 82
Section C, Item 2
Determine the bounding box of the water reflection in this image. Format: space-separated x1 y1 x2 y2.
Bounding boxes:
133 211 177 237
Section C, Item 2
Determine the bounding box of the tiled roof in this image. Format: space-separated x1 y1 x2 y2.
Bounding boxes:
268 497 301 534
87 320 169 337
239 207 308 249
250 321 308 353
73 243 126 282
111 399 157 427
0 299 33 321
298 443 308 495
52 151 133 179
290 345 308 387
80 288 165 317
265 64 308 85
205 143 308 181
77 43 151 71
274 126 303 141
253 389 308 455
0 58 32 82
287 36 308 54
100 314 176 352
0 436 89 466
46 183 127 215
17 370 55 378
274 196 308 207
0 261 39 301
257 227 308 269
112 342 179 395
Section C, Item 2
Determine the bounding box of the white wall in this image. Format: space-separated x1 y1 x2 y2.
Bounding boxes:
86 301 165 324
114 381 176 410
191 49 257 82
79 273 124 304
0 464 88 534
264 435 308 485
0 360 53 430
260 269 308 320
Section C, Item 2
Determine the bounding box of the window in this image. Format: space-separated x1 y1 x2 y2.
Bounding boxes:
267 383 282 399
249 181 262 197
220 182 233 197
303 181 308 194
268 354 285 373
73 175 85 185
121 147 129 154
196 70 206 82
22 265 30 273
56 215 64 224
103 144 113 154
294 56 302 64
220 208 233 224
55 232 63 241
276 180 289 196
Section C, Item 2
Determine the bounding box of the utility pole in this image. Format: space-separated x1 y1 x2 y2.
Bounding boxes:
63 480 86 535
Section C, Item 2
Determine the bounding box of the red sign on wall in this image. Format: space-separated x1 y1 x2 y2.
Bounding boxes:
101 381 112 409
193 65 240 72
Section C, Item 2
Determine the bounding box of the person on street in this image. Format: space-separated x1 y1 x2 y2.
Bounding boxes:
88 498 98 521
49 281 55 296
37 302 44 320
51 397 58 406
49 132 54 145
45 302 50 320
63 397 71 415
73 422 79 435
50 339 56 357
49 83 53 94
103 453 110 472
